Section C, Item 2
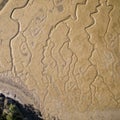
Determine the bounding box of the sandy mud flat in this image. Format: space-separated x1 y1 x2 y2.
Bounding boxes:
0 0 120 119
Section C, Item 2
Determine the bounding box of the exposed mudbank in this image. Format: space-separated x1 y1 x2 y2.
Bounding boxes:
0 0 8 10
0 72 40 109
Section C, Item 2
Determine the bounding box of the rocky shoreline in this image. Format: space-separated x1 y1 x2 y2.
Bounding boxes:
0 93 43 120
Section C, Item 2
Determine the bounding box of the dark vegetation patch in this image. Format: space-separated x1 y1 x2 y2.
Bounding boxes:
0 93 43 120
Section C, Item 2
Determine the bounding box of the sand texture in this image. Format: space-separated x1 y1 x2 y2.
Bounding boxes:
0 0 120 119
